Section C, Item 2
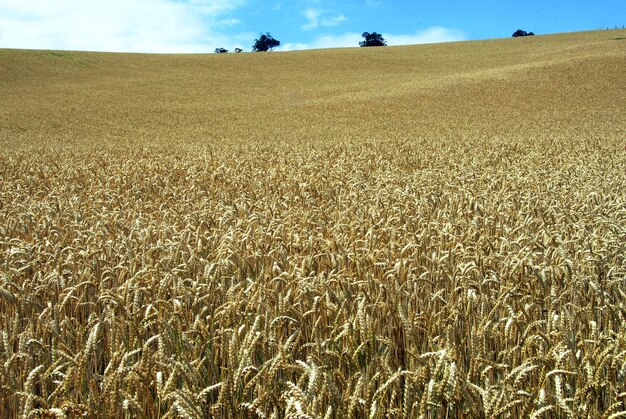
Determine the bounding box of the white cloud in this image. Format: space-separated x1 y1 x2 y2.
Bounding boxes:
177 0 244 15
302 8 321 30
0 0 248 53
278 27 466 51
385 27 467 46
279 32 360 51
217 18 242 27
322 14 347 27
302 8 347 31
365 0 384 8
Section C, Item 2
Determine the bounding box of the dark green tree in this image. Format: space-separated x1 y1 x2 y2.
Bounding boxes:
252 33 281 52
214 47 228 53
512 29 535 37
359 32 387 47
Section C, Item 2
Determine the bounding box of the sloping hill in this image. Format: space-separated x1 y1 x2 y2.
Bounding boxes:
1 29 624 149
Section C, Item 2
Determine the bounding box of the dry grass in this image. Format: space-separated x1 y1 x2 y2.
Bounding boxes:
1 30 625 417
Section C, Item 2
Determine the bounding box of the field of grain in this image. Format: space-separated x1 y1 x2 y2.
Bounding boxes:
1 29 625 418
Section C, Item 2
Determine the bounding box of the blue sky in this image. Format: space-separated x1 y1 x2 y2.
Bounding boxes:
0 0 624 52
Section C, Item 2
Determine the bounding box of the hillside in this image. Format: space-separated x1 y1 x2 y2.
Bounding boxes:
1 29 625 150
1 30 625 418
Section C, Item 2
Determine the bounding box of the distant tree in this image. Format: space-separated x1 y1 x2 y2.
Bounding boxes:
252 33 281 52
512 29 535 37
234 48 244 53
360 32 387 47
214 47 229 53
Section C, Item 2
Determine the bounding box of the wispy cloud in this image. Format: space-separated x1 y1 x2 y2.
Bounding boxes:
385 27 467 46
216 18 242 27
279 27 466 51
365 0 384 8
302 8 321 30
0 0 248 53
323 14 348 27
279 33 360 51
301 8 347 30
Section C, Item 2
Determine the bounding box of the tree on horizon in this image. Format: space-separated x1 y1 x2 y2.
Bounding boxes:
512 29 535 37
253 33 281 52
360 32 387 47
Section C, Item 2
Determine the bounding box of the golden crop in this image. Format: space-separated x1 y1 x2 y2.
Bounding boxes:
1 30 625 417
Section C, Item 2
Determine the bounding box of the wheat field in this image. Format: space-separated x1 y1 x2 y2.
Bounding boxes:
1 30 625 418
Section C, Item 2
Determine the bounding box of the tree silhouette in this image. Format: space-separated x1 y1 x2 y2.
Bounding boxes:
512 29 535 37
214 48 228 53
360 32 387 47
253 33 281 52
